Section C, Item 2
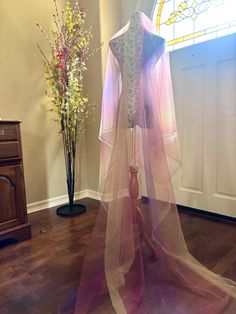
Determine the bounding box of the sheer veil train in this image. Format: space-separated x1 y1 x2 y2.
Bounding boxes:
61 9 236 314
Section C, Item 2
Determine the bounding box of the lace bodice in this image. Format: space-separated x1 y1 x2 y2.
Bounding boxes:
109 12 165 127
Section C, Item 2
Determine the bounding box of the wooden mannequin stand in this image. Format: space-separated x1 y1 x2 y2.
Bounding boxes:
129 165 158 259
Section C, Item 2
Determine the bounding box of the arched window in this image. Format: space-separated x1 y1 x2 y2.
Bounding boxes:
153 0 236 50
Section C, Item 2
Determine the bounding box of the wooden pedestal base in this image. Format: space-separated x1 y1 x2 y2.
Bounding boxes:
129 166 158 259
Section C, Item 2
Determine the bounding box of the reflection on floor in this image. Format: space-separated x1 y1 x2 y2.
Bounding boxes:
0 198 235 314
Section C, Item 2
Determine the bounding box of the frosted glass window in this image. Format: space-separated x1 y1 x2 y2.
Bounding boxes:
154 0 236 51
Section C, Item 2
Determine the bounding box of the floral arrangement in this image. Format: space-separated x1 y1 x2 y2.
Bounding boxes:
36 0 96 152
36 0 99 215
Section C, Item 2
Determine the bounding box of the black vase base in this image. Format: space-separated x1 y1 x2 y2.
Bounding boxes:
56 204 86 217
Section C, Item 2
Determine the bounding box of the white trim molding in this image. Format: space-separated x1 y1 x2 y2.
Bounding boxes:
27 190 101 214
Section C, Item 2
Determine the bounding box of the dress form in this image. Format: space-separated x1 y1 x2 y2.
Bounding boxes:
109 11 165 129
109 11 165 258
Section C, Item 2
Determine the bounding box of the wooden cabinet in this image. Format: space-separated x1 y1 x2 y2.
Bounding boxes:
0 120 31 243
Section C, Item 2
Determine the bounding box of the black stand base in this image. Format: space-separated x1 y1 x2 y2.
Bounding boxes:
56 204 86 217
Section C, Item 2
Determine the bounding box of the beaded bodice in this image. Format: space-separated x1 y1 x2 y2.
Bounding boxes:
109 12 165 127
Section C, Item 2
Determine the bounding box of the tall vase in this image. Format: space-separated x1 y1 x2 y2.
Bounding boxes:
56 131 86 217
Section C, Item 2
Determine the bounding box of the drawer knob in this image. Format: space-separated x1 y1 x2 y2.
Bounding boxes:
0 130 5 136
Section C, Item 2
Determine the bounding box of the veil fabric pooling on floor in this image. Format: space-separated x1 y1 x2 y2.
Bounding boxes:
71 11 236 314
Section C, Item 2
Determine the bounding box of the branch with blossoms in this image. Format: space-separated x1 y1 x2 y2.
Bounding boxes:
36 0 101 152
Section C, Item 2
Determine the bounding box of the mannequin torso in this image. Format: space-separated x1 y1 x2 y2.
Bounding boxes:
109 12 165 128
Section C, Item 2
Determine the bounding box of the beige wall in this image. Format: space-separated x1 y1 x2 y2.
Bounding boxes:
76 0 103 195
121 0 137 24
0 0 155 209
83 0 122 193
0 0 69 205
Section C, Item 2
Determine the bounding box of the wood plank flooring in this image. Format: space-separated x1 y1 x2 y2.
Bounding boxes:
0 198 235 314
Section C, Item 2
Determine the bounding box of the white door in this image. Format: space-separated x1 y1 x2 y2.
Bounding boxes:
170 33 236 218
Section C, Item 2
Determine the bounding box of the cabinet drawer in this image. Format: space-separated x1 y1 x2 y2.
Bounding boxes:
0 142 21 158
0 124 18 142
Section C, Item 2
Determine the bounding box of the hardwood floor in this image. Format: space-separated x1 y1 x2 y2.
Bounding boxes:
0 198 235 314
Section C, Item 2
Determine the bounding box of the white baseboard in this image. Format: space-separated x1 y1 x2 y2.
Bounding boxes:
27 189 101 214
86 189 101 201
